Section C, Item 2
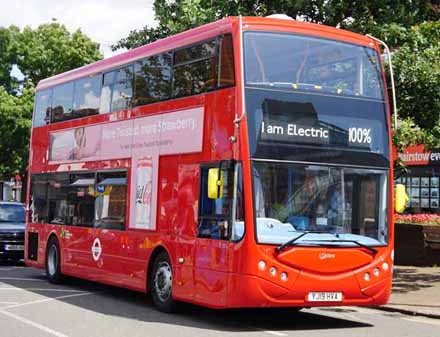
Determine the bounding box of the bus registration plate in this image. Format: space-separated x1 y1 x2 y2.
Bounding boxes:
307 292 343 302
4 244 24 251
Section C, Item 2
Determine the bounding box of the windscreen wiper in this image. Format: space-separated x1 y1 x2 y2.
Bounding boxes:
275 231 330 254
300 239 378 256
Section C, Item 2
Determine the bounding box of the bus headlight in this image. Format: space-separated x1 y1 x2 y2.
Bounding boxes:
373 268 380 277
382 262 389 271
280 272 288 282
364 272 371 282
269 267 277 277
258 260 266 271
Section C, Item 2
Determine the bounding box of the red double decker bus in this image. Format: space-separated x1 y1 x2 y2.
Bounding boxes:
26 16 394 312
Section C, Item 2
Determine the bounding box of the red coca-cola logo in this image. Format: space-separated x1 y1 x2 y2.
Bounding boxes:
142 181 152 205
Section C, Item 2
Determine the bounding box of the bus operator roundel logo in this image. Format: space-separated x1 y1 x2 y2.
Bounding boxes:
91 238 102 261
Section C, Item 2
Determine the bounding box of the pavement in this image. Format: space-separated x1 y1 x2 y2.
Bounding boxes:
377 265 440 318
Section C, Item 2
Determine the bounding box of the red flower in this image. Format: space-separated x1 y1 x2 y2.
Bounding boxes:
395 213 440 225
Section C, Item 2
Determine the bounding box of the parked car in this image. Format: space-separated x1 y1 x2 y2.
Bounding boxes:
0 202 25 262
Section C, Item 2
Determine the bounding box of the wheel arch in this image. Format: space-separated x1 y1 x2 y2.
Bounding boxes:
146 245 172 294
45 232 64 283
45 232 60 253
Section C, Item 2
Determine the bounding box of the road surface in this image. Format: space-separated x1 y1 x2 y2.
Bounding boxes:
1 262 438 337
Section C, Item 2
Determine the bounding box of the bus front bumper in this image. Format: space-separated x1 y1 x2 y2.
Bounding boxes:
227 271 392 308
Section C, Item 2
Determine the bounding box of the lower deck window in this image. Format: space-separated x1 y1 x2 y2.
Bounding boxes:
29 170 127 230
94 172 127 230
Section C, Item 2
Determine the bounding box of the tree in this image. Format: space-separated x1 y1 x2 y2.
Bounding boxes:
0 83 34 178
0 26 19 93
0 22 102 180
113 0 439 50
12 22 102 85
390 21 440 149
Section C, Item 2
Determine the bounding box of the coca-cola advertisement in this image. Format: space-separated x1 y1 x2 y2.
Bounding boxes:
135 157 153 229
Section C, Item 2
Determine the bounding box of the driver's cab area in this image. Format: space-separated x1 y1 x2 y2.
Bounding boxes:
252 162 389 247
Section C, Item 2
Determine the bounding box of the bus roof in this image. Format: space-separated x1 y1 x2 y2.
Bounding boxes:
36 16 378 91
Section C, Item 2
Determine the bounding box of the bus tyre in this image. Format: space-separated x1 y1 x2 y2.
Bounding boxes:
151 251 176 313
45 237 63 284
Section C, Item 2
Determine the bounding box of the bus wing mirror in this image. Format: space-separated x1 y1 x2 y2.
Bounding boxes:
395 184 408 213
208 168 224 199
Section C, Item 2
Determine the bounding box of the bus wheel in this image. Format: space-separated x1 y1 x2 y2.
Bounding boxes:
151 251 176 312
45 237 63 284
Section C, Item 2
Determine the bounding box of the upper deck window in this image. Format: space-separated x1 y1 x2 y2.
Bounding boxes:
218 34 235 88
52 82 74 123
134 53 172 106
174 40 217 64
73 75 101 118
244 32 384 100
33 34 235 126
172 39 218 98
33 89 52 127
100 66 134 113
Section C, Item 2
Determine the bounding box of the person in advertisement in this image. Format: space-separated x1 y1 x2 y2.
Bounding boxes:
70 127 86 160
70 127 100 160
50 126 100 162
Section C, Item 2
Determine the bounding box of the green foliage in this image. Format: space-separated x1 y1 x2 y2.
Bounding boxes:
390 21 440 149
13 22 102 85
0 22 102 180
0 83 34 179
336 0 439 37
392 118 426 153
0 26 19 93
113 0 439 50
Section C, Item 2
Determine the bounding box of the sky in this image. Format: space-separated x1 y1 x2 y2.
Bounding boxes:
0 0 157 58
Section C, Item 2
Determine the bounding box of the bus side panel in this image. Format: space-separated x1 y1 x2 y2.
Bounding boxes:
191 88 237 307
61 226 97 279
208 88 236 160
30 127 49 173
172 164 199 300
194 239 230 308
25 223 48 269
